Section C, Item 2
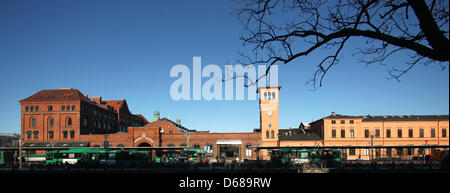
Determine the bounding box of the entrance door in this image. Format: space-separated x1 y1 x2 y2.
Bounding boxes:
218 144 240 162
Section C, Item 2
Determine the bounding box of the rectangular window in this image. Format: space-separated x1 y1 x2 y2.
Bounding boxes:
386 129 391 138
245 144 252 157
398 129 402 138
364 149 370 156
26 131 31 139
431 129 436 138
63 131 68 139
48 105 52 111
443 129 447 138
349 148 355 156
396 148 403 155
408 129 413 138
420 129 424 138
332 129 336 138
408 148 414 155
331 120 336 124
375 129 380 138
70 130 75 139
418 148 425 155
48 131 54 140
340 120 345 124
364 129 370 138
341 129 345 138
33 131 38 139
350 129 355 138
386 148 392 157
349 120 354 124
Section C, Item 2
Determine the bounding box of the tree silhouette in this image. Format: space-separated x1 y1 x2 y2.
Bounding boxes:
236 0 449 89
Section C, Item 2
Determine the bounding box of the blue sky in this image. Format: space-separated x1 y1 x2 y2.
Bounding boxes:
0 0 448 134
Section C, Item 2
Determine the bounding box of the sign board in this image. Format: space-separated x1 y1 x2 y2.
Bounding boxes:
217 139 242 145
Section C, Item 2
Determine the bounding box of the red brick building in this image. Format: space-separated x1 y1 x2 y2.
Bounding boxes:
20 88 261 161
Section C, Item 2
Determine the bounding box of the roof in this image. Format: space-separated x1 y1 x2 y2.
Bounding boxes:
20 89 92 103
136 114 149 124
160 118 196 132
104 100 125 112
311 113 449 124
362 115 449 122
279 133 322 141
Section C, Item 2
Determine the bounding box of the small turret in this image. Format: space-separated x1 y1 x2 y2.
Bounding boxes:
152 111 160 122
176 119 181 125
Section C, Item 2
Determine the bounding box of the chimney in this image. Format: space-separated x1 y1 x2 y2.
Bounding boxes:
92 96 102 104
331 112 336 116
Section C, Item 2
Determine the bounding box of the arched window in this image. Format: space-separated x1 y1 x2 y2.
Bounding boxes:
71 105 75 111
66 105 70 111
47 105 52 111
272 92 276 99
271 130 275 138
63 131 68 139
266 130 270 138
25 106 29 112
30 106 34 112
264 92 267 100
67 118 72 127
61 105 65 111
35 106 39 112
49 118 54 128
332 129 337 138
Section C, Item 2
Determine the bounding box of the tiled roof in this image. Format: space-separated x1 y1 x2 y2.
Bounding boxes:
312 113 449 123
20 89 92 103
362 115 449 122
279 132 322 141
136 114 149 124
104 100 125 112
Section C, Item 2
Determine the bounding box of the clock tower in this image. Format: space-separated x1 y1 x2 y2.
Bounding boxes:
258 86 281 158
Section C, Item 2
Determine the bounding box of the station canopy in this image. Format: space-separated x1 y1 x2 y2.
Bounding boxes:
22 142 90 148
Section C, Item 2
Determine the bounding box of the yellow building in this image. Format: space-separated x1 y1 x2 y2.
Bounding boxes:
258 86 449 160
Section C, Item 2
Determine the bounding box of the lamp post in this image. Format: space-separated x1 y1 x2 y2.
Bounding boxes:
18 137 22 169
370 135 374 163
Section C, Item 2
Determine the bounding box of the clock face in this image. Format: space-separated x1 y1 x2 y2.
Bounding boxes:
267 110 273 116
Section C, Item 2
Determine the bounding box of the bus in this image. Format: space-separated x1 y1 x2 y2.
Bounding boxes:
45 149 121 166
183 149 208 164
271 148 342 168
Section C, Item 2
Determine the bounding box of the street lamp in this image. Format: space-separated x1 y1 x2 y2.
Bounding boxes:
370 135 374 163
18 136 22 169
